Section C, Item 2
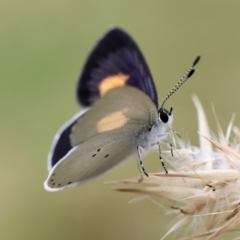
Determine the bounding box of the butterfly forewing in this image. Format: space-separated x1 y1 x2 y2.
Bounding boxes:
45 87 158 191
71 86 158 146
76 28 158 107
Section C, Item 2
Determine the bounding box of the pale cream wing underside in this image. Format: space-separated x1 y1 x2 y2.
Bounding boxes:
70 86 158 146
45 130 135 191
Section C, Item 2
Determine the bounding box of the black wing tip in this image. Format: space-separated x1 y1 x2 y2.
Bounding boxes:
103 27 132 39
105 26 128 34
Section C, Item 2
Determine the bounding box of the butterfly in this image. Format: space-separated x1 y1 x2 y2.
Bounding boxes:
44 28 200 191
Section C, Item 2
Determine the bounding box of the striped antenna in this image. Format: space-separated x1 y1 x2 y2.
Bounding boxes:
161 56 201 109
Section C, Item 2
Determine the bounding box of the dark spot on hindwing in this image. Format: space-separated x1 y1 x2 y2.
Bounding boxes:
49 150 112 188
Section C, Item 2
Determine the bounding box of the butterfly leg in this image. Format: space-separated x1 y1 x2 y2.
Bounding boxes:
157 132 174 157
157 141 168 174
168 132 174 157
137 146 149 181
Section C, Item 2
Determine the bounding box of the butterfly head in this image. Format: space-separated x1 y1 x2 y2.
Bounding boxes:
158 107 173 125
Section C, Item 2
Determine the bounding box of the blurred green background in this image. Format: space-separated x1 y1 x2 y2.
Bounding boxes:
1 1 240 239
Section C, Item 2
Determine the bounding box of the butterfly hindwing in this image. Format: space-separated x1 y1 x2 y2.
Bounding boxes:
76 28 158 107
45 130 135 191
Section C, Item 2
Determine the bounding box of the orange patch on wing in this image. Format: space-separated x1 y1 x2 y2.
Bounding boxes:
99 73 130 96
96 108 129 132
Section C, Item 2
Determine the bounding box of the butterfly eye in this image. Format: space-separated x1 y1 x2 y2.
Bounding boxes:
158 108 170 123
